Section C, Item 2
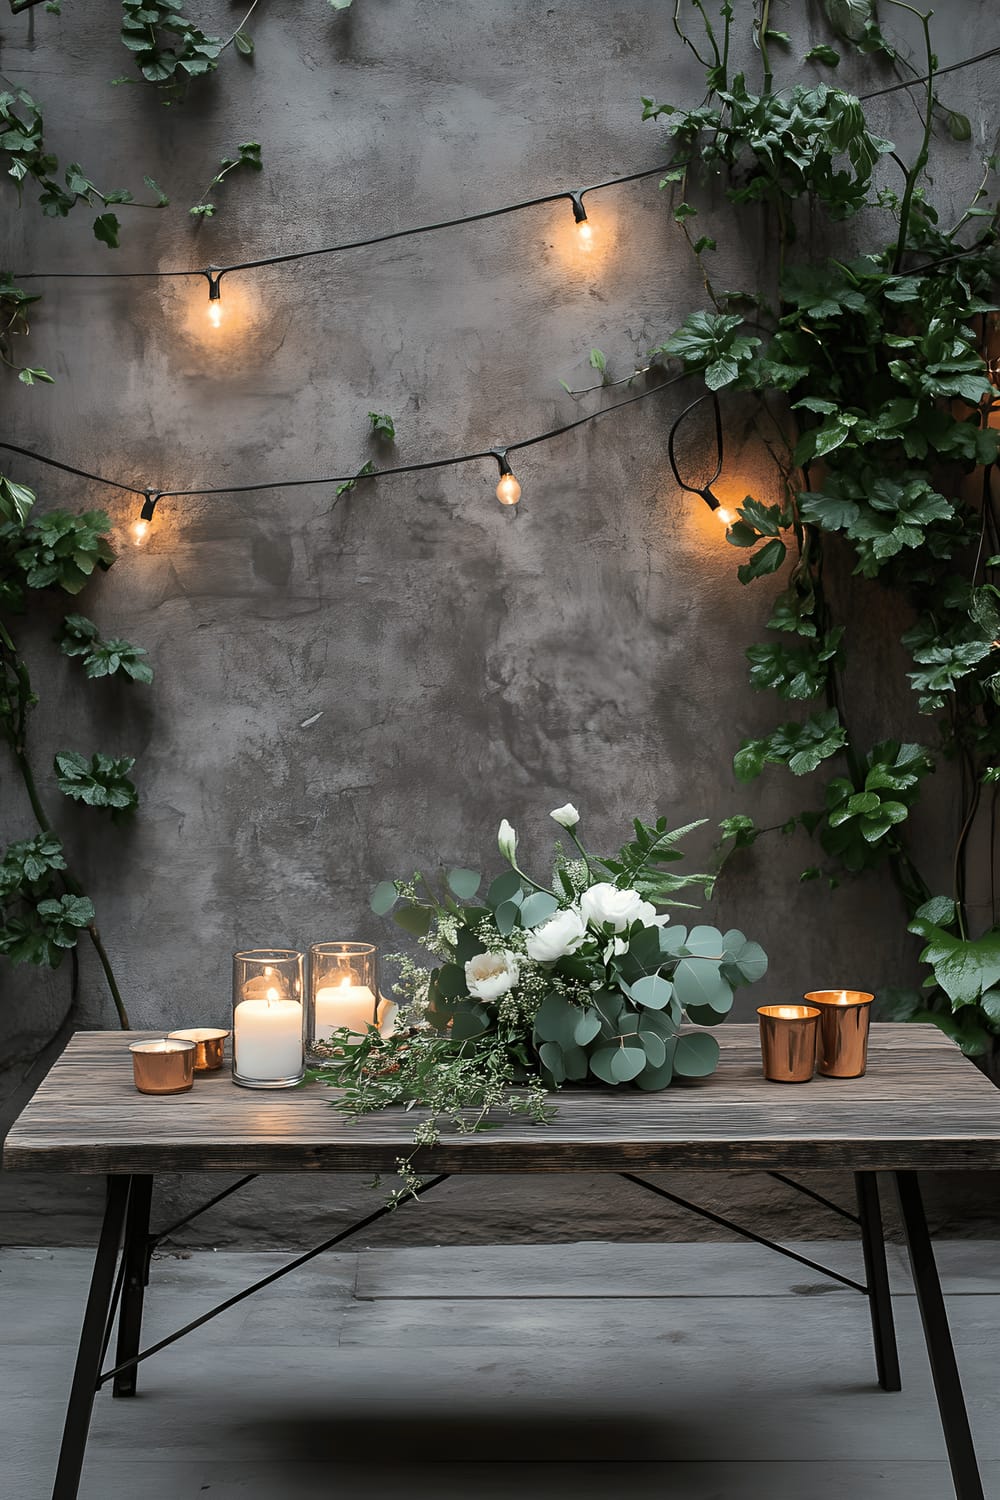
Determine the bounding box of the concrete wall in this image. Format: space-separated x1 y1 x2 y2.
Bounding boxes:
2 0 996 1245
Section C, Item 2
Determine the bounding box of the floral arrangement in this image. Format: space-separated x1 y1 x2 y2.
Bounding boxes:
312 802 767 1190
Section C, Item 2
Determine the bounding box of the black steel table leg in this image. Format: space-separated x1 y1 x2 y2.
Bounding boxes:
855 1171 901 1391
113 1174 153 1398
52 1174 130 1500
894 1171 984 1500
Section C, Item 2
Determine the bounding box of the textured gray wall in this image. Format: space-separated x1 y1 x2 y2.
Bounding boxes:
1 0 996 1244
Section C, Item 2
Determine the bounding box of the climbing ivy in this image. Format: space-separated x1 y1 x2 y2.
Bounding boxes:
0 486 150 1027
651 1 1000 1061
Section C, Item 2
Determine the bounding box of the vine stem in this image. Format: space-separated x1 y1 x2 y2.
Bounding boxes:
0 620 131 1030
221 0 261 50
886 1 936 272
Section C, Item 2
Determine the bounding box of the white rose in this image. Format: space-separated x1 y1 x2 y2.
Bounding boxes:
579 882 646 932
525 906 587 962
497 818 518 863
465 950 519 1002
603 936 629 962
549 802 580 830
635 899 670 928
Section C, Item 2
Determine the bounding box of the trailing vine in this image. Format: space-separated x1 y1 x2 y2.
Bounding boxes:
648 1 1000 1060
0 485 151 1030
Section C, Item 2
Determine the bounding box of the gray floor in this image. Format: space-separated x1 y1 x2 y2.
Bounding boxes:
2 1240 999 1499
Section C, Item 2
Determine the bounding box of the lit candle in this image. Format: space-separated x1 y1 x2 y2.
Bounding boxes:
313 974 379 1040
233 986 303 1082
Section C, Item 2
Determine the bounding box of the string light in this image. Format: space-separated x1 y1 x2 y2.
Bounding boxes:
569 191 592 246
0 371 695 533
491 448 522 507
205 267 224 327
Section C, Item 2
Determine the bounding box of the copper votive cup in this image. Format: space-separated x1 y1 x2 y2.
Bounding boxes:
804 990 874 1078
129 1038 197 1095
168 1028 230 1072
757 1005 821 1083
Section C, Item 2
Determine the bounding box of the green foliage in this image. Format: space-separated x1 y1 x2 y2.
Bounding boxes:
59 615 154 683
657 2 1000 1058
190 142 262 217
368 411 396 440
3 510 116 599
0 88 166 243
660 311 761 390
119 0 223 96
0 835 91 968
54 751 139 816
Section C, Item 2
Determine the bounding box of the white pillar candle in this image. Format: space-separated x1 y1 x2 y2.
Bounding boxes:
233 995 303 1080
313 977 378 1040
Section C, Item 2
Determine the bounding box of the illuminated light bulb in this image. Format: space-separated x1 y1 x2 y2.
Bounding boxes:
132 519 149 545
496 472 522 507
716 506 738 527
577 219 593 244
207 298 223 328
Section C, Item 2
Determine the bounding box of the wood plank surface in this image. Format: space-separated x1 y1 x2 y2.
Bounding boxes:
4 1025 1000 1174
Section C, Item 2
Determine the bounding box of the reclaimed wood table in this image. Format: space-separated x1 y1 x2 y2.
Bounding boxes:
6 1023 1000 1500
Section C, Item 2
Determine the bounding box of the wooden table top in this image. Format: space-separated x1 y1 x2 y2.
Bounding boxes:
5 1026 1000 1175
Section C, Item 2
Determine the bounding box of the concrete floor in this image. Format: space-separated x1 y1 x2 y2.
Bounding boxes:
2 1240 999 1499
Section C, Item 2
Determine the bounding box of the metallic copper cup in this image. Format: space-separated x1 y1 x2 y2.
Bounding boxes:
804 990 874 1078
168 1027 230 1072
129 1038 196 1095
757 1005 820 1083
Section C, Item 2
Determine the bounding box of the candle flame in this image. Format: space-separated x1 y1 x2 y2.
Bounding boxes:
338 975 351 990
266 986 280 1003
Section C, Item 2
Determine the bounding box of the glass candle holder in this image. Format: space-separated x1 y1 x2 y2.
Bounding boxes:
130 1037 197 1095
307 941 380 1052
757 1004 821 1083
232 949 305 1089
803 990 874 1078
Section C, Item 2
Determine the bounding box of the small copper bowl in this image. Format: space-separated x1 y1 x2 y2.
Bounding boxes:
803 990 874 1078
757 1005 820 1083
130 1038 197 1095
168 1028 230 1072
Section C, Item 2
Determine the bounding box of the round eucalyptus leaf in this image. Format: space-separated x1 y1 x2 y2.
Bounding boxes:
487 870 523 908
494 899 520 936
587 1046 621 1085
447 868 482 900
672 956 733 1015
629 974 674 1011
370 880 398 916
538 1040 566 1084
610 1045 647 1083
534 990 580 1048
562 1042 590 1081
519 891 561 928
636 1052 675 1091
684 924 724 957
573 1008 602 1046
673 1030 721 1078
720 930 769 986
638 1028 667 1068
658 924 688 954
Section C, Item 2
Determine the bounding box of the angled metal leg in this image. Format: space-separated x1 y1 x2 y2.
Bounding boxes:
894 1171 984 1500
52 1174 130 1500
113 1174 153 1397
855 1172 901 1391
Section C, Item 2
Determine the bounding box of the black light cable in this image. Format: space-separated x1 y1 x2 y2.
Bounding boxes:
0 369 694 535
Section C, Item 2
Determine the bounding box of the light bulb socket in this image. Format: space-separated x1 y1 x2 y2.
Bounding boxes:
700 487 722 513
204 266 223 301
490 446 514 478
569 191 588 225
139 488 161 523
